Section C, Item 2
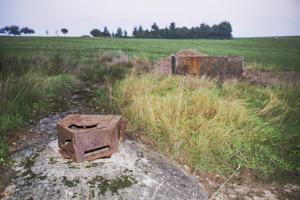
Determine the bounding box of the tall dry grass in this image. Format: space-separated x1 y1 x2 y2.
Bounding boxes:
112 74 299 178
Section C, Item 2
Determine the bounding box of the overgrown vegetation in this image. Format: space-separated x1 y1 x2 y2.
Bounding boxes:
0 54 79 165
110 74 299 179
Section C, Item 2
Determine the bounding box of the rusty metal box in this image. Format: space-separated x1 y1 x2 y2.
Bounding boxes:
57 114 125 162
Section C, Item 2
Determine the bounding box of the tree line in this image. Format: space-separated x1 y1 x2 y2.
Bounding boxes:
132 21 232 39
0 25 35 36
90 21 232 39
90 27 128 38
0 21 233 39
0 25 71 36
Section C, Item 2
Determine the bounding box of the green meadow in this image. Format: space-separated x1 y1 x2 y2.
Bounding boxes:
1 36 300 71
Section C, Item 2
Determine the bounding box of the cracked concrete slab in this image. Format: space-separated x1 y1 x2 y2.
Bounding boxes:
4 138 207 200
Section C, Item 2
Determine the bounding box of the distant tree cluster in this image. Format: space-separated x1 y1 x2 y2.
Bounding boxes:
90 26 111 37
0 25 35 36
133 21 233 39
90 26 129 38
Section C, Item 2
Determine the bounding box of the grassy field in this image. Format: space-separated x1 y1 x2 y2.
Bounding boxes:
1 36 300 71
0 36 299 180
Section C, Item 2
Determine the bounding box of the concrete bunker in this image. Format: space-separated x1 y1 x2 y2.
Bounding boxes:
172 54 244 78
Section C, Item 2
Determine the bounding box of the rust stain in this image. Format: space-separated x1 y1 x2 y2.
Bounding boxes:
174 55 243 78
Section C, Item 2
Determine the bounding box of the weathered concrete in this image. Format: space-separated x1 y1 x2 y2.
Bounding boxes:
4 138 207 200
175 56 244 78
151 50 243 78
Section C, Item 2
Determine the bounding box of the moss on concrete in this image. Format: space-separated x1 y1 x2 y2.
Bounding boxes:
87 173 137 196
62 176 80 187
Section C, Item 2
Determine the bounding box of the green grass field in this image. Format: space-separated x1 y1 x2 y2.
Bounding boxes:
1 36 300 71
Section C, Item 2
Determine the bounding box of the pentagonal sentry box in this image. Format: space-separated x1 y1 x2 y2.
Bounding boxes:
57 114 125 162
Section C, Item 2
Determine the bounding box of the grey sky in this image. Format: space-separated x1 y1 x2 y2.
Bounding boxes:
1 0 300 37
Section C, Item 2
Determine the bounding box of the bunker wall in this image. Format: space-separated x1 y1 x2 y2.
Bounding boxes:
175 56 244 78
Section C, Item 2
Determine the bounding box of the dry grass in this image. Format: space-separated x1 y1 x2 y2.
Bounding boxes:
112 73 299 178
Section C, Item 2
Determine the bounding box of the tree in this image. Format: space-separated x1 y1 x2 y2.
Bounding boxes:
132 27 138 37
103 26 110 37
46 30 49 36
21 27 34 35
90 29 101 37
4 26 10 33
136 26 144 38
61 28 68 35
168 22 176 38
169 22 176 31
0 27 6 34
150 23 160 38
115 28 123 38
20 27 28 35
29 28 35 35
151 23 159 32
199 23 211 38
124 30 128 38
217 21 232 39
0 26 10 34
9 25 21 35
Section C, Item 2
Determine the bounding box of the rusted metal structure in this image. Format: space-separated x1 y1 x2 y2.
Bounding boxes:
57 114 125 162
172 55 244 78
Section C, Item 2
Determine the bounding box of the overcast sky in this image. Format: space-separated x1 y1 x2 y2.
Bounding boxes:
0 0 300 37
